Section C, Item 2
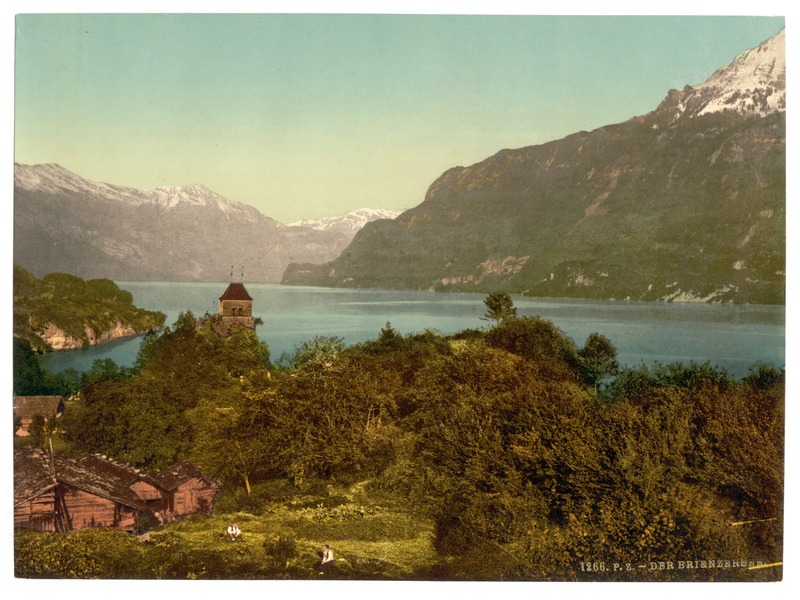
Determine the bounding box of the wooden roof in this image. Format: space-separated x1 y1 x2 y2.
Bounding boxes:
219 282 252 301
15 449 217 509
53 456 151 510
78 454 159 488
14 447 57 505
151 460 219 491
14 396 65 419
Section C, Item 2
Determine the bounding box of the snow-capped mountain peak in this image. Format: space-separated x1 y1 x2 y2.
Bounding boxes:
289 208 402 234
659 28 785 122
14 163 128 201
144 183 266 221
14 163 272 224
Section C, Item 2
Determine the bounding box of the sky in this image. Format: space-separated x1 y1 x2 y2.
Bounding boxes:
11 8 786 224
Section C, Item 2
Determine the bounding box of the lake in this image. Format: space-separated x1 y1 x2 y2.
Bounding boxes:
38 282 785 378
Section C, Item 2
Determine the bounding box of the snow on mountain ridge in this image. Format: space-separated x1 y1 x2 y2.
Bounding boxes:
145 183 265 221
671 28 785 121
14 163 137 203
14 163 272 224
289 208 403 233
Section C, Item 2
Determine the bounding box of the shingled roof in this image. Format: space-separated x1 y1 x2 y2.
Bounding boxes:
219 282 252 301
54 456 150 510
78 454 159 488
151 460 217 491
14 447 57 506
14 396 65 419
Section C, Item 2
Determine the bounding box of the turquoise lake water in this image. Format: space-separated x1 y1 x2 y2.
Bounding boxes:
39 282 785 378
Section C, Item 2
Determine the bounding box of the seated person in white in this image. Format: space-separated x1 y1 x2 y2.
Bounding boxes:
319 544 335 573
227 521 241 541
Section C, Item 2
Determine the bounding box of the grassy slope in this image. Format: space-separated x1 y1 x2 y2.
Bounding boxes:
147 480 439 580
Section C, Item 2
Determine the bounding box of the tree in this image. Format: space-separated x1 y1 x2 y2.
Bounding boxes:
28 414 48 448
288 335 345 369
577 332 620 395
486 316 580 381
13 338 78 396
480 291 517 325
189 396 273 495
378 321 401 346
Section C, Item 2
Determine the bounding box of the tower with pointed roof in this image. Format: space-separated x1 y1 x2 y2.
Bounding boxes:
218 278 255 336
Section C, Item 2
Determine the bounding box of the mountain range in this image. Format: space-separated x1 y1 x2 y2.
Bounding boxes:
283 29 785 304
13 163 396 283
289 208 403 235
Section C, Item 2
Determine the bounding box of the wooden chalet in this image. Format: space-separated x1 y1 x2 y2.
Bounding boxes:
78 454 164 509
53 455 153 532
14 447 58 532
13 449 219 534
151 460 220 519
13 395 65 437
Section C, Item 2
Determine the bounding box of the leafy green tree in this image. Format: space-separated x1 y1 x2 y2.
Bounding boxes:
64 375 190 469
486 316 580 381
218 325 271 376
577 332 619 395
287 335 345 369
742 363 784 390
79 358 132 387
13 339 50 396
62 310 271 469
189 374 282 495
480 291 517 324
28 414 48 448
405 341 600 555
13 338 78 396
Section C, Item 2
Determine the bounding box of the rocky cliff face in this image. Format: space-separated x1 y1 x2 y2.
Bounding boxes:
13 265 167 353
38 321 140 351
283 30 785 304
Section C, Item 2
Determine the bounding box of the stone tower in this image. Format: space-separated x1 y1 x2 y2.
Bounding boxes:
218 281 254 336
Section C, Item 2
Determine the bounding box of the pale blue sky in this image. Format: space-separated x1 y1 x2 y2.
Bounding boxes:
14 13 785 223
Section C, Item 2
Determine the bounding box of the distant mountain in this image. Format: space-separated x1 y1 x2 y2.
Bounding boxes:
289 208 403 237
13 164 354 282
283 29 785 304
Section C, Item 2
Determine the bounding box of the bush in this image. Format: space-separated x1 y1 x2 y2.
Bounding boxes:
486 316 580 380
15 528 143 578
263 534 298 566
742 363 784 390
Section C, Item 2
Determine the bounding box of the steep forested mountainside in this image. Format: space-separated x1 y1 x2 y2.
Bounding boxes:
284 30 785 303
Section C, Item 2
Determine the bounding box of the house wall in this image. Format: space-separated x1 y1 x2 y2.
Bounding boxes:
59 484 137 531
172 477 218 517
14 491 56 532
131 480 162 501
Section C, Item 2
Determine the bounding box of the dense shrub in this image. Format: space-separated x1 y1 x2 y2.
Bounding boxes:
15 528 144 579
486 316 580 380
